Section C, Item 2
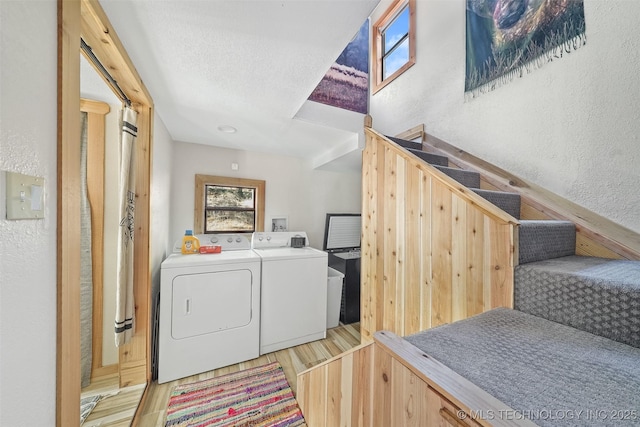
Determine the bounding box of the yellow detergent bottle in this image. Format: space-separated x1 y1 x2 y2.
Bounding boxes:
181 230 200 254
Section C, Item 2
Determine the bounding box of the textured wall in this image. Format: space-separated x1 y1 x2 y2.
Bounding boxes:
150 113 174 362
0 0 58 425
169 141 362 250
370 0 640 234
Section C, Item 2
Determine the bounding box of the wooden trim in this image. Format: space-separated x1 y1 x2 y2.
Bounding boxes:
194 174 266 234
298 341 374 377
364 114 373 129
59 1 154 425
297 332 535 426
373 331 536 427
91 363 118 380
371 0 416 94
80 98 110 114
81 99 109 378
394 123 424 142
58 1 82 425
80 0 152 106
419 130 640 261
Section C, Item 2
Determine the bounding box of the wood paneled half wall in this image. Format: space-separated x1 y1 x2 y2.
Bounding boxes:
360 128 519 342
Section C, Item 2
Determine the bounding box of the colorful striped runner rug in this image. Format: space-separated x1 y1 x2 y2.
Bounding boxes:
164 361 305 427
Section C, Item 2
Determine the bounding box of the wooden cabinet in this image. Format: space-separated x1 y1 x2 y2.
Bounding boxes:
371 342 483 427
428 387 483 427
298 331 535 427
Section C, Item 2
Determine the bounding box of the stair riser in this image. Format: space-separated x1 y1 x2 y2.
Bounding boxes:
408 148 448 166
472 189 521 219
519 221 575 264
434 166 481 188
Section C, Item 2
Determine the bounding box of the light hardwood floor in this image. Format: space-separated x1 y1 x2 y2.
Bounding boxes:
81 374 146 427
82 323 360 426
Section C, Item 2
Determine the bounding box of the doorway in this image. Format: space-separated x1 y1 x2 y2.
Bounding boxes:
58 1 153 426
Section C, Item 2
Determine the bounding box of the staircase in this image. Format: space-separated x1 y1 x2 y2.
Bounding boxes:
388 135 640 349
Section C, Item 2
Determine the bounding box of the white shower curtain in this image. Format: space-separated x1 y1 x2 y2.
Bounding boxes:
115 106 138 347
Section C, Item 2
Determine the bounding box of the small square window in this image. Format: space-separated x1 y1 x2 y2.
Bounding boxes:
372 0 415 94
194 175 265 234
204 185 256 233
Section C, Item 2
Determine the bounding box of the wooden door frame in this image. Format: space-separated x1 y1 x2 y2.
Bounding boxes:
58 1 153 425
81 99 118 379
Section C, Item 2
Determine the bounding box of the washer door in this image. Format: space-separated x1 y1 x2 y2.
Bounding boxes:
171 269 253 339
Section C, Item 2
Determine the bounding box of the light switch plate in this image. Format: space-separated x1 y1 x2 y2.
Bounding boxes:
5 171 45 220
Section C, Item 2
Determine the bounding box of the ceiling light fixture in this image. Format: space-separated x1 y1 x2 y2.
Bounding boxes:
217 125 237 134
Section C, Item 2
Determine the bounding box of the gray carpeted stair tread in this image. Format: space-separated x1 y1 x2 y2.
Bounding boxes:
471 188 521 219
433 165 481 188
519 220 575 264
515 255 640 348
405 308 640 427
407 148 449 166
386 135 423 150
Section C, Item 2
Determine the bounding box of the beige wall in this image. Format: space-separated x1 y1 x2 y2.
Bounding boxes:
370 0 640 234
0 0 58 424
169 141 362 251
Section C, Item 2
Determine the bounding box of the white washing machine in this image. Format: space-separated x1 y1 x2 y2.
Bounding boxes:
158 233 261 384
252 231 328 354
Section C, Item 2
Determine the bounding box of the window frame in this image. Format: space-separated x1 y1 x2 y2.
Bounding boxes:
194 174 265 234
372 0 416 94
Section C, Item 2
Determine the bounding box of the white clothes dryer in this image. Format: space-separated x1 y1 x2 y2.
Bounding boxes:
158 233 261 384
252 232 328 355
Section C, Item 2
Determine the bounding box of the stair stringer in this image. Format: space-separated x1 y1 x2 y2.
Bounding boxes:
416 127 640 261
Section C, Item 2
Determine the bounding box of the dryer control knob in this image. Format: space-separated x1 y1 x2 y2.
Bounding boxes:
227 237 233 243
235 237 241 242
211 237 219 244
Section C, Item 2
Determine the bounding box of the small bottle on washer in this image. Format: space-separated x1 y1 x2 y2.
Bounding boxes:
181 230 200 254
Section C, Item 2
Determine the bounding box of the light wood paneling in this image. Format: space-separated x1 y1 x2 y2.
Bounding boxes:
360 128 518 341
298 342 375 427
81 99 109 379
297 331 535 427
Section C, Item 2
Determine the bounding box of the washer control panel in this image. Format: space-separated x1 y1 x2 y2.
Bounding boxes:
251 231 309 249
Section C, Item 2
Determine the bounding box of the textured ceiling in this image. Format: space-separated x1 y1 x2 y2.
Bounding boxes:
97 0 380 169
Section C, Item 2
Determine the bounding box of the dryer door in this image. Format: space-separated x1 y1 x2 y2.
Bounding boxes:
171 269 253 339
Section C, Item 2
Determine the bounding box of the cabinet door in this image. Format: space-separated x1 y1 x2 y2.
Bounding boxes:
427 387 484 427
372 347 485 426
